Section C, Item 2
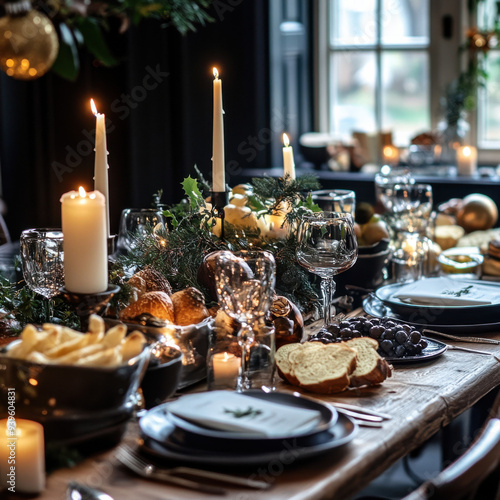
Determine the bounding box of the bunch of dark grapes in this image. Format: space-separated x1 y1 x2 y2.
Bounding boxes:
308 317 428 358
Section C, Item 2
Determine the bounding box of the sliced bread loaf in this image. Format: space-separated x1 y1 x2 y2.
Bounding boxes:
292 343 358 394
275 342 357 394
345 337 393 388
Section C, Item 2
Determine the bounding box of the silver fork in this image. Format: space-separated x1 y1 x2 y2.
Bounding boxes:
115 444 272 491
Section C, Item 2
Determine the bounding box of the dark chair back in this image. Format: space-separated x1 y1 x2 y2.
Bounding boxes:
404 417 500 500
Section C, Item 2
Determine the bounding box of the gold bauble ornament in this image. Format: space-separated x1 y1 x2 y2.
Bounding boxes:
0 1 59 80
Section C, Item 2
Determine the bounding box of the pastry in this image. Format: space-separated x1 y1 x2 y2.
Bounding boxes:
119 291 175 322
170 287 210 326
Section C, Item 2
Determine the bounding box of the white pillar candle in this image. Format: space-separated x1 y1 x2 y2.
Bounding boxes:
61 187 108 293
0 418 45 494
213 352 240 385
282 133 295 180
456 145 477 176
212 68 225 192
91 99 110 237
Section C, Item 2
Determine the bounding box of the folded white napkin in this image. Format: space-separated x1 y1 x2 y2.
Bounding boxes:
166 391 322 437
392 277 496 306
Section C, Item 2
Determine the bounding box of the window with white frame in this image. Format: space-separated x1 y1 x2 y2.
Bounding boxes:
316 0 500 164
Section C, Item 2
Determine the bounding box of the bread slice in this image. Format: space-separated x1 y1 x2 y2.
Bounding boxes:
345 337 393 388
292 343 357 394
275 342 357 394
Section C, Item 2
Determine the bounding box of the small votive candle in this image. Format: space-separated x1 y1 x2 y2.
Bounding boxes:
0 418 45 494
456 146 477 176
212 352 241 386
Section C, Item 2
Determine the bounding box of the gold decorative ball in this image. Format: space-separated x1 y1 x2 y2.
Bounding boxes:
0 10 59 80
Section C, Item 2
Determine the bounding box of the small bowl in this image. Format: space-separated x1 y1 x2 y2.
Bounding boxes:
0 340 150 443
438 247 484 277
140 343 183 409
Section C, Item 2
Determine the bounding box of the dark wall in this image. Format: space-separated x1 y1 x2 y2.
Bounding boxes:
0 0 270 239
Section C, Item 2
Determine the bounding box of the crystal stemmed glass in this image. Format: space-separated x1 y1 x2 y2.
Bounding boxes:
214 250 276 392
388 183 433 234
20 228 64 320
117 208 165 252
296 212 358 326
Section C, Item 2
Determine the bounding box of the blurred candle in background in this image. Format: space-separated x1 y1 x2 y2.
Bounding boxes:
282 133 295 180
456 145 477 176
382 145 400 166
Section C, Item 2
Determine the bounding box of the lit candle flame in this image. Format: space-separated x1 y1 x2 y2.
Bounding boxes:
79 186 86 198
213 67 219 79
283 133 290 148
223 352 231 362
90 98 98 115
463 146 471 157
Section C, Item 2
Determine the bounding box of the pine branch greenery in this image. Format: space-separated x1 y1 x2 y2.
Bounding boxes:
115 173 322 313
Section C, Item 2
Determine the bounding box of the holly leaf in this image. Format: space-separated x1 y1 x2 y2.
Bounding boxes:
304 193 322 212
182 176 204 209
163 209 179 229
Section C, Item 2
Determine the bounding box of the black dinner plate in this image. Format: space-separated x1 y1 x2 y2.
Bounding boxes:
363 294 500 335
139 391 338 452
139 413 357 467
384 337 447 364
374 279 500 324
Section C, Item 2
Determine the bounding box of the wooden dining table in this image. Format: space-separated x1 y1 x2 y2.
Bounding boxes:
28 314 500 500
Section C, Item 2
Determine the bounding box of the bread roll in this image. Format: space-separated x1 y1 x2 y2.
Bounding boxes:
119 291 174 322
170 287 210 326
128 266 172 298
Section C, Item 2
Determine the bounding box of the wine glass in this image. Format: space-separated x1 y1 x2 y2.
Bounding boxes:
310 189 356 215
296 212 358 326
375 167 415 213
117 208 165 252
388 183 433 234
214 250 276 392
20 228 64 319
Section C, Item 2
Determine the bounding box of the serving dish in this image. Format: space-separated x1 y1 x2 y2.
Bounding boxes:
0 339 150 442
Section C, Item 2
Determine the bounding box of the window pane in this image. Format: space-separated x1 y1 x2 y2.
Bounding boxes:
381 0 429 46
381 51 430 145
478 52 500 145
329 51 376 136
329 0 376 46
477 0 498 30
